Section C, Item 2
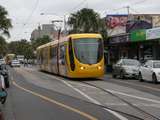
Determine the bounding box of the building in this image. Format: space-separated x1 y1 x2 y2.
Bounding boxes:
105 14 160 72
30 24 55 41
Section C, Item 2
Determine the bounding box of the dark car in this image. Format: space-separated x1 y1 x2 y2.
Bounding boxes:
0 75 7 104
112 59 140 79
0 64 10 88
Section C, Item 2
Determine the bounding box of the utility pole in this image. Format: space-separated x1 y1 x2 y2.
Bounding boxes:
64 15 67 35
126 6 130 15
126 6 130 21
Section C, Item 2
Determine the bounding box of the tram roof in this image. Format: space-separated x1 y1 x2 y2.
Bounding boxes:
68 33 102 39
37 33 102 50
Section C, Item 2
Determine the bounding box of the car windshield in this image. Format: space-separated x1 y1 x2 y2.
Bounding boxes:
73 38 103 64
153 62 160 68
123 59 140 66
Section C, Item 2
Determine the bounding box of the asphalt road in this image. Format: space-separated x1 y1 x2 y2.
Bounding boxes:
1 66 140 120
103 75 160 97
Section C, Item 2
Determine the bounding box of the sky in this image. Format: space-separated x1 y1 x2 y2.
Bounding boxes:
0 0 160 42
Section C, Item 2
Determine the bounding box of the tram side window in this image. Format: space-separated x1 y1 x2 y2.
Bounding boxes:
41 50 43 64
50 46 57 64
69 38 75 71
45 48 48 64
43 49 47 64
60 45 66 65
37 51 41 64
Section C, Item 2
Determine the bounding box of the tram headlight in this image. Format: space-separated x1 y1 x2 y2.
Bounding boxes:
98 66 101 70
80 66 85 70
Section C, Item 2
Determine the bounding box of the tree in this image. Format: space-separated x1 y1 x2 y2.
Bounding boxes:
68 8 107 35
8 39 34 59
0 5 12 37
0 36 8 57
32 35 51 50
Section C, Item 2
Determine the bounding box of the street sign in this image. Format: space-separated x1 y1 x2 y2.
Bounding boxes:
146 27 160 40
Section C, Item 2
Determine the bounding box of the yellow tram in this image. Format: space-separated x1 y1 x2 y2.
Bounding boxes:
36 33 104 78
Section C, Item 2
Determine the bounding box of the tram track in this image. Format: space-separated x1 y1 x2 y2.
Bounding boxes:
11 68 143 120
78 80 160 120
21 68 160 120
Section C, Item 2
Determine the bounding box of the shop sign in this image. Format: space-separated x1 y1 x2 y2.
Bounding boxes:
146 27 160 40
130 29 146 42
106 14 128 36
109 34 129 44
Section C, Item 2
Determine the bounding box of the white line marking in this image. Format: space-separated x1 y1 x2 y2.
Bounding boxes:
67 80 160 104
72 83 96 88
62 80 101 105
61 80 128 120
106 89 160 104
104 103 160 108
105 109 128 120
45 75 160 104
108 77 160 92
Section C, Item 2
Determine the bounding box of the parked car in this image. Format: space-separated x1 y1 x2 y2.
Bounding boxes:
11 59 20 67
138 60 160 84
0 64 9 88
112 59 140 79
0 59 5 65
0 75 7 104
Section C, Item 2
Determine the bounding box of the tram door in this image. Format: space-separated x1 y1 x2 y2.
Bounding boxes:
59 44 67 76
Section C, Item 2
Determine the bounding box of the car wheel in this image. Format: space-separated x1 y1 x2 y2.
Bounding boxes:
152 73 158 84
138 72 143 82
120 71 124 79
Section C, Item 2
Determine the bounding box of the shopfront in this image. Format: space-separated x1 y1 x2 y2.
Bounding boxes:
106 27 160 68
107 33 132 65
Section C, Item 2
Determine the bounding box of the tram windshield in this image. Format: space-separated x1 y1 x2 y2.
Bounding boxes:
73 38 103 64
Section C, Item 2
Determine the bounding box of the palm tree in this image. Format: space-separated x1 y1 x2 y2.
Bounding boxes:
0 5 12 37
68 8 105 34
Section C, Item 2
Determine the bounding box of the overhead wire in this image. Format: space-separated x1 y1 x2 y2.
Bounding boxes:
107 0 147 13
17 0 40 40
69 0 87 13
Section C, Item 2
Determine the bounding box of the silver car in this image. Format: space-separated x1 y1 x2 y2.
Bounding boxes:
112 59 140 79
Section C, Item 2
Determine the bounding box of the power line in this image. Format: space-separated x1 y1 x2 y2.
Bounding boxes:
129 7 140 14
69 0 87 13
108 0 147 13
17 0 40 40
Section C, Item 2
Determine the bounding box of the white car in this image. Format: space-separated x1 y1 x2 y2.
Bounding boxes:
139 60 160 84
0 59 5 65
11 60 20 67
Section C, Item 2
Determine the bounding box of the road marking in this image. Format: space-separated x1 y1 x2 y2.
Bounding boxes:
72 82 96 89
104 103 160 108
108 78 160 92
12 81 98 120
106 89 160 104
61 80 128 120
62 78 160 104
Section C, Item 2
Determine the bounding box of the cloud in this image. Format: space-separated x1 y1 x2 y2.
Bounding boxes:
0 0 159 41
